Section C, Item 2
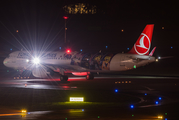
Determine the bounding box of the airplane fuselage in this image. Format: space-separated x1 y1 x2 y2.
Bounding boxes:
3 51 155 71
3 24 156 81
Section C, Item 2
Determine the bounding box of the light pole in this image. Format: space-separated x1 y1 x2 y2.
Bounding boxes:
63 16 68 43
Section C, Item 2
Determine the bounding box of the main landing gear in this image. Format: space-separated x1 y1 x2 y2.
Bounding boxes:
86 74 94 80
60 75 68 81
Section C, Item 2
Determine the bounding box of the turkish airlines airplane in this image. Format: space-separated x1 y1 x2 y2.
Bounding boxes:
3 24 156 81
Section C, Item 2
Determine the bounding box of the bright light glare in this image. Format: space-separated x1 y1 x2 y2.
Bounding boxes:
21 110 27 113
158 116 163 119
33 58 40 64
26 59 29 62
70 97 84 102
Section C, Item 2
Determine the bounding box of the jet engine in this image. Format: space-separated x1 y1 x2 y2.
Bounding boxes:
32 65 49 78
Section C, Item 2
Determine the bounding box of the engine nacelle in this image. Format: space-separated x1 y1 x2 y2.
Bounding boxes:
32 66 49 78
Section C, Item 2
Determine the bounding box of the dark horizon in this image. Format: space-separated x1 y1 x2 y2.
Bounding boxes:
0 0 178 58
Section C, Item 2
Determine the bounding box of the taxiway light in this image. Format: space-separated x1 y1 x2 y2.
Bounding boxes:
165 118 167 120
10 48 12 51
59 47 61 50
171 46 173 49
132 114 134 117
159 97 162 100
155 101 159 105
145 93 147 95
127 48 129 50
133 65 136 69
80 49 82 51
106 46 108 49
156 59 158 62
165 113 167 115
98 116 100 118
130 105 134 109
115 89 118 93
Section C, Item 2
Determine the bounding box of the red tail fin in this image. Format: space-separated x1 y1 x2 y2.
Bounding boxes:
128 24 154 55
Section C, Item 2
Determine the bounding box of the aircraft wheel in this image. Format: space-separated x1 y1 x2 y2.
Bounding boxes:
60 75 68 81
86 74 94 80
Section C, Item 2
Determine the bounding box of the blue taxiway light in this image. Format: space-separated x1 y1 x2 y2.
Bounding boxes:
80 49 82 51
127 48 129 50
145 93 147 95
165 118 167 120
130 105 134 109
171 46 173 49
59 47 61 50
115 89 118 93
106 46 108 49
155 101 159 105
10 48 12 51
82 109 84 111
159 97 162 100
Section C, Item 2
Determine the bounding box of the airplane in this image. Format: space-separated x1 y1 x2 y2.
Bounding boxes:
3 24 156 81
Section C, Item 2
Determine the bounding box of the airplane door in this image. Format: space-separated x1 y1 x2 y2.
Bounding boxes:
120 55 125 66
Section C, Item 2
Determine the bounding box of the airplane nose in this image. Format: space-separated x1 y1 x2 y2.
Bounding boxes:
3 58 8 67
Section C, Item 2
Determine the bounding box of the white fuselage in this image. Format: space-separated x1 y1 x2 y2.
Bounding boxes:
3 51 156 72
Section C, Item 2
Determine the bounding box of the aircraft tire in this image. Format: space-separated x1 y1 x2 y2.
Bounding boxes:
60 75 68 81
86 74 94 80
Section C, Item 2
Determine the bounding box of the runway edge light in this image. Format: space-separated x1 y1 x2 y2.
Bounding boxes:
70 97 84 102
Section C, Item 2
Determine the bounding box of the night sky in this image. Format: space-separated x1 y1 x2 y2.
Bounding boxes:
0 0 178 57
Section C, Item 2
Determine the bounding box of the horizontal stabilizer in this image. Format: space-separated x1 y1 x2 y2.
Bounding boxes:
149 47 156 56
